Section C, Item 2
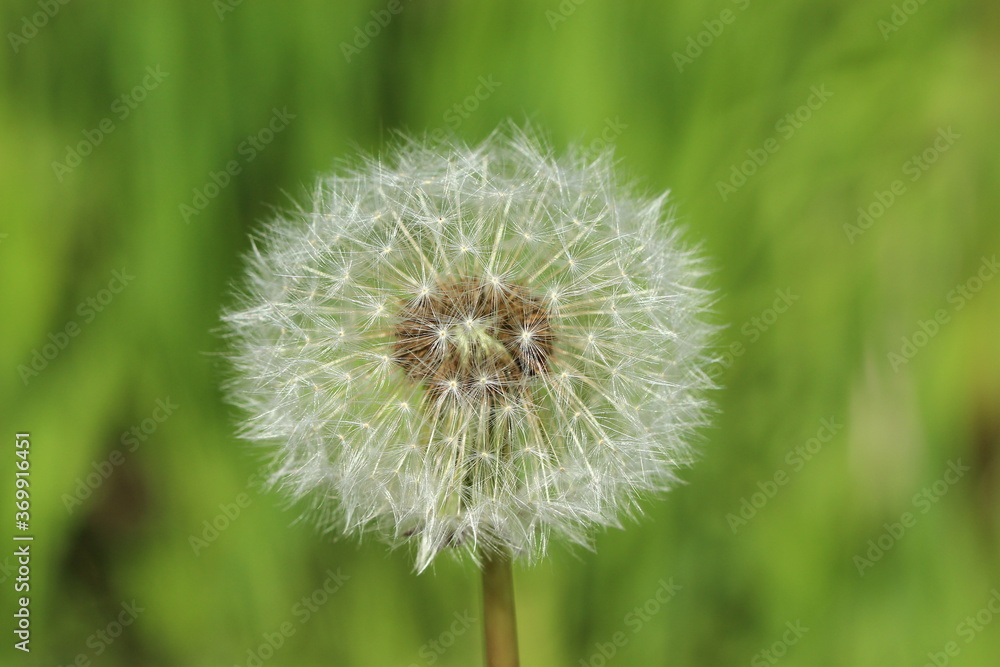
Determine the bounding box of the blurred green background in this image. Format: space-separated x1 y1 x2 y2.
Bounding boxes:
2 1 999 665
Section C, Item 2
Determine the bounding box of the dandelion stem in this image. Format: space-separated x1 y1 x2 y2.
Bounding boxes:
481 547 519 667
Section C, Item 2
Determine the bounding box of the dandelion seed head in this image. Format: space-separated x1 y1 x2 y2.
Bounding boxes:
223 124 715 571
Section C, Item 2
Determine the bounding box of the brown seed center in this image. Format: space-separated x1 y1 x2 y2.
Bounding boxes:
393 278 554 398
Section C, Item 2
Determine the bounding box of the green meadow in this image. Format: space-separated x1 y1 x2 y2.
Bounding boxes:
2 1 998 665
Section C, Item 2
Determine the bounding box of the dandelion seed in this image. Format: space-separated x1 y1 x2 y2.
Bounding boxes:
222 124 715 576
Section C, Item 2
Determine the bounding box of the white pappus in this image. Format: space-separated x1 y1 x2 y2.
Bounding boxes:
222 123 716 571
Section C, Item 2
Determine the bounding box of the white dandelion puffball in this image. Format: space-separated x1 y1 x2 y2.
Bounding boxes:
223 126 715 571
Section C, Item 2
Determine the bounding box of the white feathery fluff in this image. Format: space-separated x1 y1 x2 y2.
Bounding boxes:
223 124 715 571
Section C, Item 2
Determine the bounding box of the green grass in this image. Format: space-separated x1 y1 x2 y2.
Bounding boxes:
2 1 998 665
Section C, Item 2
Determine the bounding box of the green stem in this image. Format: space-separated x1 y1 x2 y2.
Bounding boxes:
481 548 520 667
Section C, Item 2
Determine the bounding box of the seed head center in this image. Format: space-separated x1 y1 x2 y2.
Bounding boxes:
392 277 554 398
